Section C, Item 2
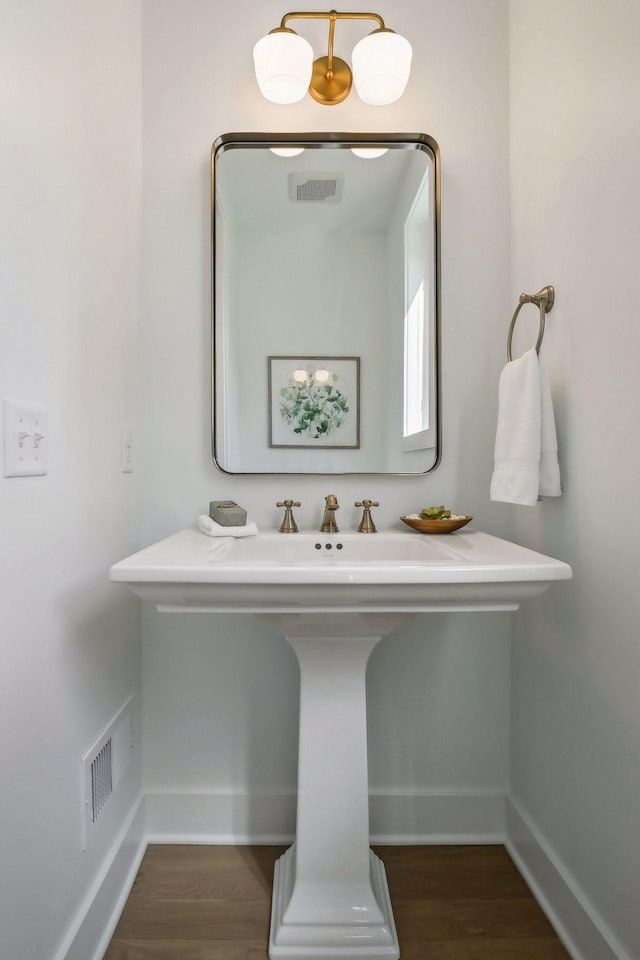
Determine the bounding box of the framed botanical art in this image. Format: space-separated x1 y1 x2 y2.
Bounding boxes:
268 356 360 449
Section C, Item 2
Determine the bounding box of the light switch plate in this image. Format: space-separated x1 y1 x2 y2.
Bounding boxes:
4 399 48 477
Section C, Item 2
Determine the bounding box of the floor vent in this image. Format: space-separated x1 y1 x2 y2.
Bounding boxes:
81 697 134 850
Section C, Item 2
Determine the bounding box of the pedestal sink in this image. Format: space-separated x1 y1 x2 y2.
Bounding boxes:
110 527 571 960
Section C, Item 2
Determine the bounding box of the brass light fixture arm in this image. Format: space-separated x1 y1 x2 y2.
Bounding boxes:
327 13 336 75
278 10 388 104
280 11 386 32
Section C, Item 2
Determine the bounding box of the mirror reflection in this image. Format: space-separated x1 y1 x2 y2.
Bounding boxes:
212 134 440 474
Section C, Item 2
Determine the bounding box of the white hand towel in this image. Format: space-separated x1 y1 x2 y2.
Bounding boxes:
490 348 561 505
197 514 259 538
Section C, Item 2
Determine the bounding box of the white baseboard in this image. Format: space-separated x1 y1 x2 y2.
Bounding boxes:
370 787 505 843
56 793 146 960
506 797 629 960
144 787 507 845
145 788 297 844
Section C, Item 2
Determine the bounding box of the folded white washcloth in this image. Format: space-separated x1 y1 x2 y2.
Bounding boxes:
197 514 259 538
490 348 561 505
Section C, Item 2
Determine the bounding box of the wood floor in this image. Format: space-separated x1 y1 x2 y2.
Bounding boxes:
104 844 571 960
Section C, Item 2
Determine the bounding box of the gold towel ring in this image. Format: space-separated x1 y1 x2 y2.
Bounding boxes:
507 285 555 361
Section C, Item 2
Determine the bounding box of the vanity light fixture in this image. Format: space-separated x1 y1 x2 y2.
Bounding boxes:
253 9 412 106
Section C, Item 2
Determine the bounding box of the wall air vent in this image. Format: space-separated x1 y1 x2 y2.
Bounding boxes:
90 738 113 824
289 172 344 203
81 697 134 849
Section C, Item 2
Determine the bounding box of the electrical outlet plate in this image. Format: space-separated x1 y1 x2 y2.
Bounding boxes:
4 399 48 477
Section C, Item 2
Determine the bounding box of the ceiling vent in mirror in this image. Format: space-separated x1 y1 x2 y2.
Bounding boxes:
289 173 344 203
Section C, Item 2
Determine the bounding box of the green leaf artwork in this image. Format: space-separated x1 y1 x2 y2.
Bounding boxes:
279 373 350 440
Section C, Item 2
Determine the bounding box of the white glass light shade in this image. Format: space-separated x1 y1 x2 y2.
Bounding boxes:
350 147 389 158
270 146 305 157
352 31 412 106
253 32 313 104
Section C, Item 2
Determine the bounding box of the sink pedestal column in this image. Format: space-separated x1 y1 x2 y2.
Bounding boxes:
269 634 399 960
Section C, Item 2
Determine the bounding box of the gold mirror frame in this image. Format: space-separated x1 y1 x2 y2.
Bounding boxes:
211 132 441 476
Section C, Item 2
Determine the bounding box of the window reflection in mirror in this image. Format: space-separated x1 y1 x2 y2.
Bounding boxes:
212 134 440 475
403 170 435 451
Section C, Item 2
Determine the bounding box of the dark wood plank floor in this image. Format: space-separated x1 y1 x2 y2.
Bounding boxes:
104 844 571 959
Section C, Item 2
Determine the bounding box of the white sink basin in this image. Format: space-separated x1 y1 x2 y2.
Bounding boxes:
109 527 571 616
110 526 571 960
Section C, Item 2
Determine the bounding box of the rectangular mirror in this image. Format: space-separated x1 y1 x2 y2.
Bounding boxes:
212 133 440 475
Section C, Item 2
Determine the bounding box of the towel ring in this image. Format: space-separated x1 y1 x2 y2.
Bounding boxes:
507 285 555 361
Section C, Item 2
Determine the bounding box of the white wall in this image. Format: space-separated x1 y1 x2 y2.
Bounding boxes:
0 3 142 958
140 0 514 815
509 2 640 957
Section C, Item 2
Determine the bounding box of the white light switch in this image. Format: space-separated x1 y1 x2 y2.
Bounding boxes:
4 400 48 477
121 426 134 473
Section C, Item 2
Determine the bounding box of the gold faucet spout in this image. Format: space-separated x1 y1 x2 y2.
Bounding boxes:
320 494 339 533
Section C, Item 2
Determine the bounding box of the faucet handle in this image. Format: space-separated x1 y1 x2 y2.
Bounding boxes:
354 500 379 534
276 499 301 534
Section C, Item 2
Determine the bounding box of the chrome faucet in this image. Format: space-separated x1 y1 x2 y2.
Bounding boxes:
320 494 339 533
